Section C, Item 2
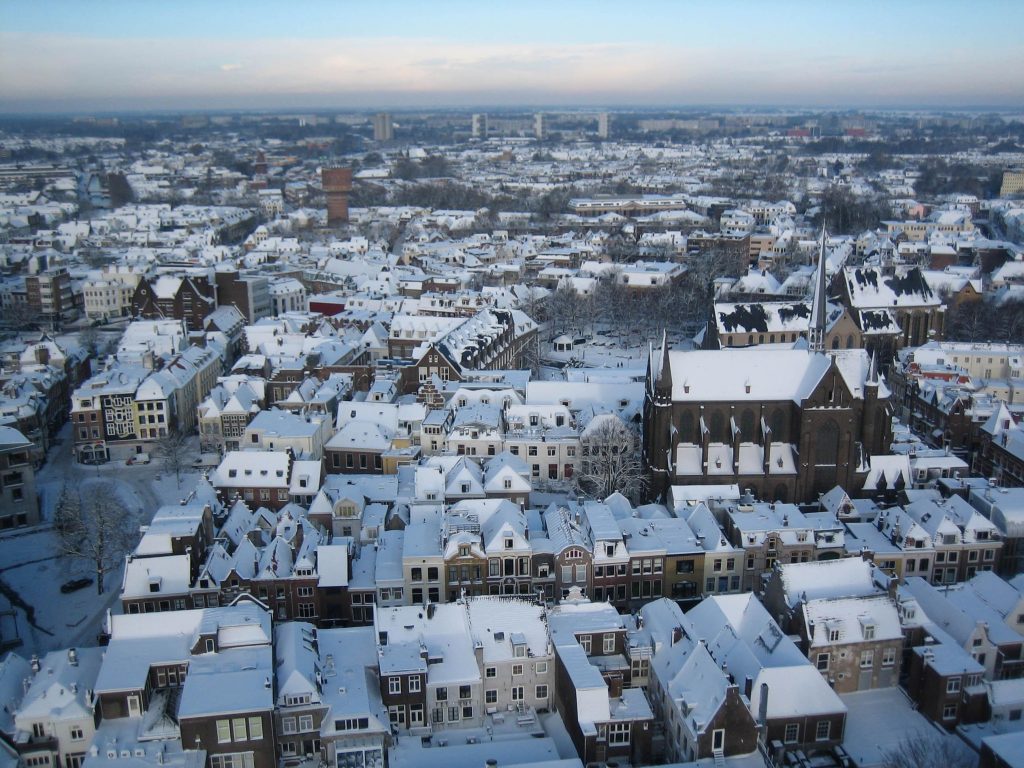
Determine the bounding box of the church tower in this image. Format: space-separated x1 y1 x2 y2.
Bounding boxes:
644 331 674 499
808 225 829 354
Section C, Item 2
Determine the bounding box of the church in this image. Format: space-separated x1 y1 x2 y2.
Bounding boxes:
644 236 893 503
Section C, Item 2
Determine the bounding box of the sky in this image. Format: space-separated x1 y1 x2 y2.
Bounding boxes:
0 0 1022 113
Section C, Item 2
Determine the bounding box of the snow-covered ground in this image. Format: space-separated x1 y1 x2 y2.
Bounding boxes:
0 426 202 656
840 688 951 768
540 328 693 372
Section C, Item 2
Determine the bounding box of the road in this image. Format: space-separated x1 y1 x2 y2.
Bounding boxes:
0 424 182 654
35 423 161 524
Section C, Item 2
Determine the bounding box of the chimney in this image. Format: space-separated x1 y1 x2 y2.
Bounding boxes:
608 675 623 698
68 648 78 667
672 626 683 646
757 682 769 729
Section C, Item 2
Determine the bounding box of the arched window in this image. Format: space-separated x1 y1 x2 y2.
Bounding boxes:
740 409 756 441
816 420 840 466
770 409 785 442
679 412 695 443
710 412 726 443
831 337 840 350
846 334 854 349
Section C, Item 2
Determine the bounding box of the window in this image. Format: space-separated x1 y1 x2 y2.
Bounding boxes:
943 703 958 720
409 676 421 693
536 661 548 674
298 716 313 732
410 705 424 726
389 677 401 695
536 684 548 699
281 717 296 735
580 636 592 654
815 721 831 741
603 633 615 653
860 650 874 669
70 726 84 741
210 754 255 768
608 722 630 746
485 689 497 704
947 677 961 694
232 718 247 741
816 653 829 671
436 687 447 701
216 720 233 744
784 724 799 744
882 647 897 667
485 666 496 678
512 664 523 676
248 718 263 740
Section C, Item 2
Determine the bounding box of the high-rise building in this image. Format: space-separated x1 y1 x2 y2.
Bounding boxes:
471 113 488 138
321 166 353 225
534 112 546 140
1001 169 1024 196
597 112 610 139
372 112 393 142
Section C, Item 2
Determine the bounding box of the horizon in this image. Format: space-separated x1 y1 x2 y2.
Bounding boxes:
1 0 1023 115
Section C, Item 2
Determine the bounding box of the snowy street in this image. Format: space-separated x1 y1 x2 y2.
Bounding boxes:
0 423 201 655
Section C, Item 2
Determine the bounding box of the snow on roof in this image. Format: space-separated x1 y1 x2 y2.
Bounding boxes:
178 644 273 718
16 647 104 723
466 597 550 662
804 595 902 647
212 451 291 488
779 558 880 607
317 543 349 588
317 626 388 735
375 602 478 684
273 622 320 706
843 265 939 309
548 600 624 643
668 349 837 404
122 553 192 599
98 604 270 695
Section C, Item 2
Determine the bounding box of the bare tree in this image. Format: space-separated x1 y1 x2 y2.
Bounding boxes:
880 731 977 768
78 325 102 358
55 481 137 595
154 429 190 487
576 415 648 503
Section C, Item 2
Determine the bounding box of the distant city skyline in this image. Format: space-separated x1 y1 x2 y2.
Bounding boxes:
1 0 1022 113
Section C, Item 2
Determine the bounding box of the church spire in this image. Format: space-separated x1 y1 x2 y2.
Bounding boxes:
809 224 828 353
867 349 879 386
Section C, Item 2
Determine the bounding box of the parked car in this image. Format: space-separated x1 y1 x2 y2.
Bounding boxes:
60 577 93 594
126 453 150 465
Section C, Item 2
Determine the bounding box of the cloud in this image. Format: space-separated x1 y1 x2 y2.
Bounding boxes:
0 31 1021 110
